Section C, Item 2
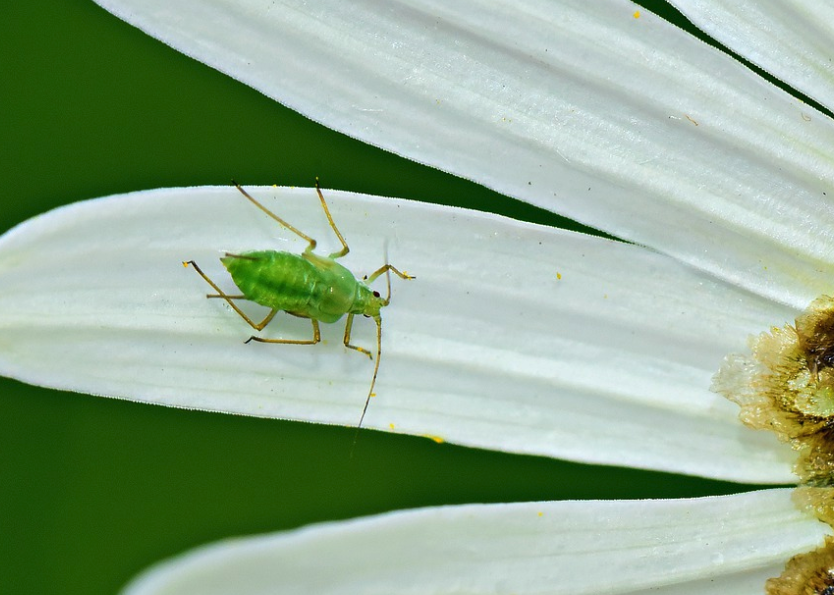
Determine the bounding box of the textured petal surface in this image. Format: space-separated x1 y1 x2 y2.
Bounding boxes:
92 0 834 309
670 1 834 109
0 186 797 481
122 489 828 595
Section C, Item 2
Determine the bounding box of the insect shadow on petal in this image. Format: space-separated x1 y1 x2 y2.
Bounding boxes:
184 179 414 435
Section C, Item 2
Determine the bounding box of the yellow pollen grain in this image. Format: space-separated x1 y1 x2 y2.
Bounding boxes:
556 272 562 280
633 10 640 18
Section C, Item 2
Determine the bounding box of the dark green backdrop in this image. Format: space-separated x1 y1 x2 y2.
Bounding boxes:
2 3 768 594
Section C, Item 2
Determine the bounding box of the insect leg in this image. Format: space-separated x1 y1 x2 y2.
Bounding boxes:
366 264 414 283
342 314 372 359
204 295 278 328
246 319 321 345
184 261 278 331
365 264 415 304
232 181 317 252
314 178 350 259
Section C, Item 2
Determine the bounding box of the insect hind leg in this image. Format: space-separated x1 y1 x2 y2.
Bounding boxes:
183 260 277 331
232 179 352 259
246 319 321 345
314 178 350 259
232 181 318 252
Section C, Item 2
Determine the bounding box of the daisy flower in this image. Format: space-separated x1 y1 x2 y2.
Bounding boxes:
3 1 834 593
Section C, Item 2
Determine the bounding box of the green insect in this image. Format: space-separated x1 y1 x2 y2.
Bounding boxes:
184 180 413 430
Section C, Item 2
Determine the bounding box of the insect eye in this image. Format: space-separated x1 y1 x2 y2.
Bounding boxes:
373 291 380 298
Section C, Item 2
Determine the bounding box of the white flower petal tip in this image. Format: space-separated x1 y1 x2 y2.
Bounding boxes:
121 489 829 595
0 186 796 481
669 1 834 110
91 0 834 309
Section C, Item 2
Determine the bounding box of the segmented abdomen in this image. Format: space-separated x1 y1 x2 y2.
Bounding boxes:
221 250 357 323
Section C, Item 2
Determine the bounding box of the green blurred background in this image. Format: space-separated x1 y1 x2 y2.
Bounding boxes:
1 2 770 594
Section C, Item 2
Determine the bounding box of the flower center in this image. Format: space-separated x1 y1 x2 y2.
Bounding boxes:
764 530 834 595
713 295 834 486
713 296 834 593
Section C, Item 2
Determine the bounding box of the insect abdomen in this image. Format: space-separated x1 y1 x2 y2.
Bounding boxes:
221 251 359 323
222 251 322 316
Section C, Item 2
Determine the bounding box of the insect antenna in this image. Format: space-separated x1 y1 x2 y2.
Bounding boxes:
350 256 417 455
351 314 382 458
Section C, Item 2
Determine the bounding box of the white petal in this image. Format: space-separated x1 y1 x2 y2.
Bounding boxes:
93 0 834 309
670 1 834 109
122 488 828 595
0 186 797 481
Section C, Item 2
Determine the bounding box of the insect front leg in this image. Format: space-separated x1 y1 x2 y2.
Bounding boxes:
364 264 415 304
342 314 372 359
184 260 277 331
246 318 321 346
365 264 414 283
